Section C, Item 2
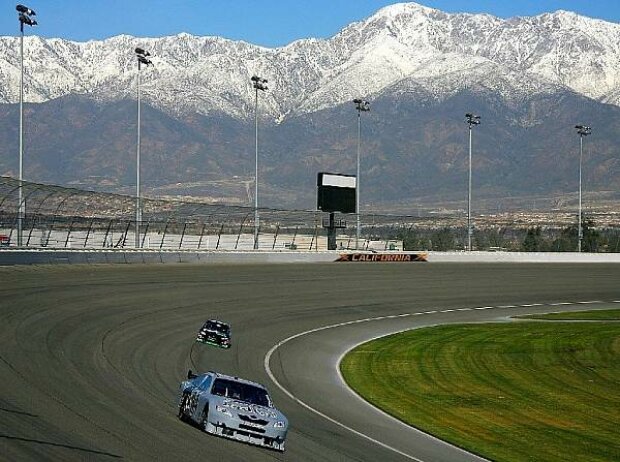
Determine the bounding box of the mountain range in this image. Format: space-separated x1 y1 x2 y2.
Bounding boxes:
0 2 619 212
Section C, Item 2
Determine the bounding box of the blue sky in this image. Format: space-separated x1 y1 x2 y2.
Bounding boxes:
3 1 620 46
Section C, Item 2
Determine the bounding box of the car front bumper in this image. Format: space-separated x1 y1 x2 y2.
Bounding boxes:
196 335 231 348
206 413 287 451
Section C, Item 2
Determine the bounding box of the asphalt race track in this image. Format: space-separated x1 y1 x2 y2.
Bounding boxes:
1 263 619 462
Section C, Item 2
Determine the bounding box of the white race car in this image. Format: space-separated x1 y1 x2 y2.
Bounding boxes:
178 370 288 451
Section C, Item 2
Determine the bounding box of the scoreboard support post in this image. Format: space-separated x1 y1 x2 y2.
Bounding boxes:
322 212 347 250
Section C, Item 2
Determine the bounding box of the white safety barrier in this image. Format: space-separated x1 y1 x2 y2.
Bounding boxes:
1 249 619 266
426 251 620 263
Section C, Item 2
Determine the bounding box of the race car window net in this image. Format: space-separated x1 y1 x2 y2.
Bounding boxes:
211 379 272 407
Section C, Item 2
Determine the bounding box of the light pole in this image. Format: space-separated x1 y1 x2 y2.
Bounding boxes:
465 113 481 251
135 47 152 248
353 98 370 250
251 75 268 250
16 4 37 247
575 125 591 253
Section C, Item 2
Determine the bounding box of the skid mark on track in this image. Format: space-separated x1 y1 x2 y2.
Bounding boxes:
0 435 122 459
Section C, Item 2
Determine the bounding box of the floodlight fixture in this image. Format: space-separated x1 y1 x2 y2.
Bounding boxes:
16 4 36 15
17 4 37 31
252 75 268 92
354 98 370 112
138 56 152 66
575 125 591 137
18 14 37 27
135 47 153 68
465 113 481 126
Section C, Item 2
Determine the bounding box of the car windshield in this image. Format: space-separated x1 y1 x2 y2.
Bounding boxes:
211 379 271 407
204 321 230 334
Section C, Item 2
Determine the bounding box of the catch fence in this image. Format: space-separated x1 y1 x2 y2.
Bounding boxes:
0 177 409 251
2 177 619 252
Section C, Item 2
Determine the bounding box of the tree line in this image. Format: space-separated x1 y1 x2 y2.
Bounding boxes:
395 217 620 252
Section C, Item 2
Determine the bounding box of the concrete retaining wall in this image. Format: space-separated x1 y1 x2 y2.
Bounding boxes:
0 249 338 265
1 249 620 266
426 251 620 263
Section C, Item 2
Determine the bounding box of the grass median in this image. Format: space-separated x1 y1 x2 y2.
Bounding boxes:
519 309 620 321
340 312 620 462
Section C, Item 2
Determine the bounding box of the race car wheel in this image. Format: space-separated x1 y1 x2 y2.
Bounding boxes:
272 440 285 452
200 406 210 433
178 393 190 421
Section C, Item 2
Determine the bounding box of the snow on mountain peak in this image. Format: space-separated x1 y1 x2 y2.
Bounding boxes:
1 2 620 121
373 2 438 18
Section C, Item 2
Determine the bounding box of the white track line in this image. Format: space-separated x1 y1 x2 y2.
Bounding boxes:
264 319 426 462
264 300 610 462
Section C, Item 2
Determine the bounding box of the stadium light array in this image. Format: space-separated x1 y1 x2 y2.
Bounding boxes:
574 124 592 252
251 75 268 250
16 3 38 247
465 113 481 251
353 99 371 250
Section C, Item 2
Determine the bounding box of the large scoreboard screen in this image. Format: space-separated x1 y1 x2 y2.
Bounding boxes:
317 172 356 214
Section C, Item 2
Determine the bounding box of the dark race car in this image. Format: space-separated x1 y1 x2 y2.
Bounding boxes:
196 319 231 349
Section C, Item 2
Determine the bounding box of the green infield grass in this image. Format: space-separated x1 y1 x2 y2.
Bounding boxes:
340 319 620 462
519 309 620 321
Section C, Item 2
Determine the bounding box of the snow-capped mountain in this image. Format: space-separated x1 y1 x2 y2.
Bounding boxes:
1 2 619 210
1 2 620 121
